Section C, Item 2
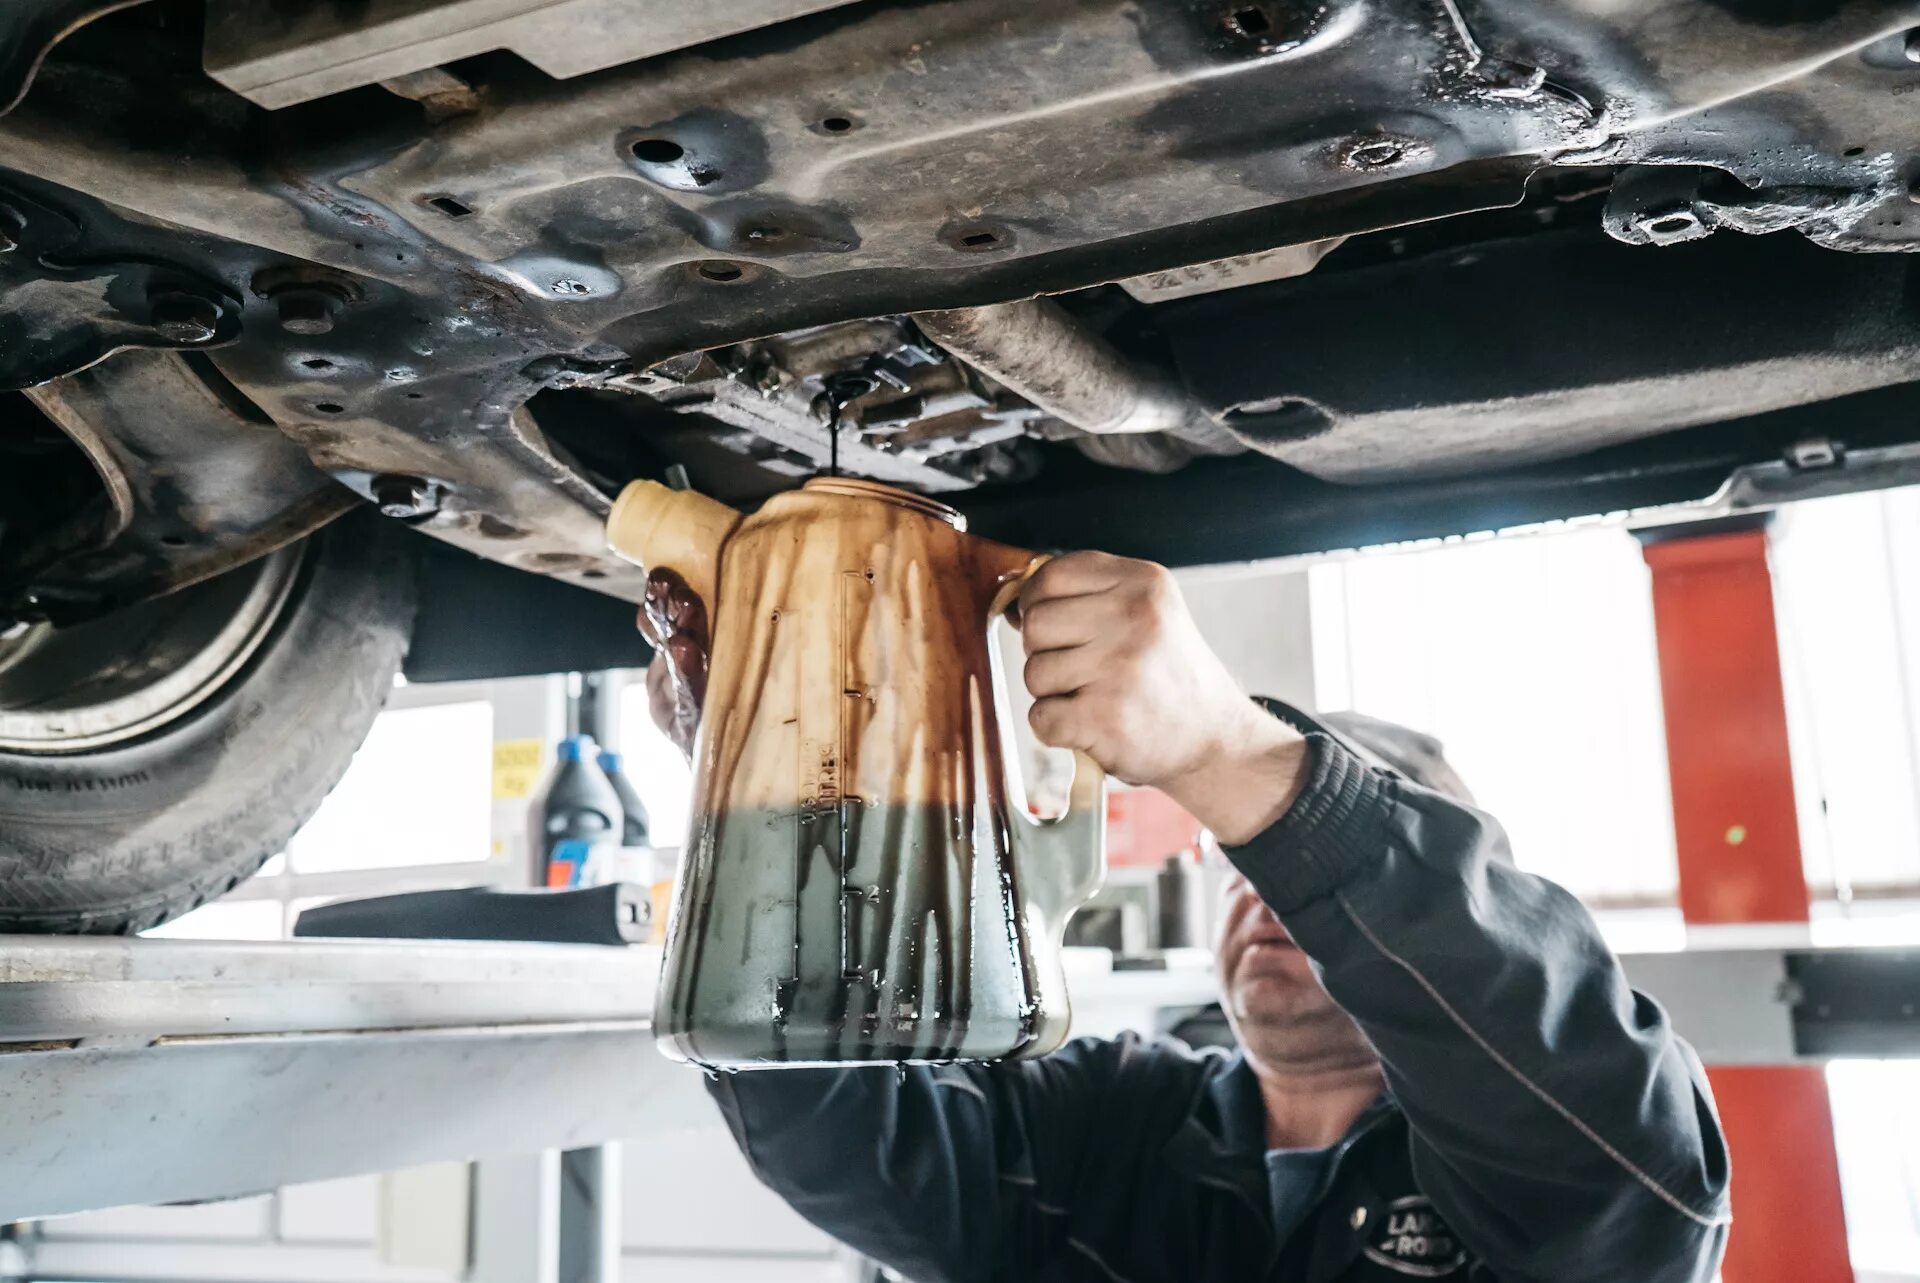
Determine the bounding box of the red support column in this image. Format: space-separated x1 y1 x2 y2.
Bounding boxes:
1642 525 1852 1283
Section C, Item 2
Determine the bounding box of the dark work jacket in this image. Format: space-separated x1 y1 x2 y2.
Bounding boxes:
706 706 1733 1283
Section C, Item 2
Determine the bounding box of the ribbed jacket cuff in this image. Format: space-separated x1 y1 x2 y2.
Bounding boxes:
1220 722 1394 915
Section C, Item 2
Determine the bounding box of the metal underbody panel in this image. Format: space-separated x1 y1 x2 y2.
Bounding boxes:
3 0 1920 610
201 0 868 110
1164 226 1920 483
18 352 352 614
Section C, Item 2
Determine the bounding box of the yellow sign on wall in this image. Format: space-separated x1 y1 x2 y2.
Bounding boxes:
491 738 545 801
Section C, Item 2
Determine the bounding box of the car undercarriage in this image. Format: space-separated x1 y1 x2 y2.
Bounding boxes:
11 0 1920 614
6 0 1920 929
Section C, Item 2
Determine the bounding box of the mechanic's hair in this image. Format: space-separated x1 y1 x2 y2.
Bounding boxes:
1318 709 1475 806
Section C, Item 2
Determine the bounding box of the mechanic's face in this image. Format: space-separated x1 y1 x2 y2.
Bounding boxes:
1213 868 1379 1074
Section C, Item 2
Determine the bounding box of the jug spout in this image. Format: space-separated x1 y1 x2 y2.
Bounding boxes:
605 479 741 616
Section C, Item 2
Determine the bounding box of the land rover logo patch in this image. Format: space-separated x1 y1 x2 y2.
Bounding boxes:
1360 1195 1469 1277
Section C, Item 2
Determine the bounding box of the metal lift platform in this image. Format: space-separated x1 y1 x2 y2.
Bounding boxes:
0 935 663 1222
0 928 1913 1226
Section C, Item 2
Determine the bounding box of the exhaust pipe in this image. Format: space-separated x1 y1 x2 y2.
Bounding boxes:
913 298 1241 470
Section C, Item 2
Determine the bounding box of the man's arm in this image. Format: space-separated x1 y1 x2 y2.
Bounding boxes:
1018 553 1731 1283
1222 720 1730 1282
705 1036 1126 1283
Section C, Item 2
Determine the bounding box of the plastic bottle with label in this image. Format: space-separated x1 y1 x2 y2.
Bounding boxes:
586 748 656 890
530 735 624 889
596 749 652 847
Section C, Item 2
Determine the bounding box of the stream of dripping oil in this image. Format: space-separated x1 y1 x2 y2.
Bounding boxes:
822 367 887 480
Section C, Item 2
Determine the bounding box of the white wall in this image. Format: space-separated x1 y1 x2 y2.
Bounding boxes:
1176 562 1318 710
1307 524 1679 906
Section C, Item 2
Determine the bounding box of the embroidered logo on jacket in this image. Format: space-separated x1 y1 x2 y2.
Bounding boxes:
1360 1195 1469 1277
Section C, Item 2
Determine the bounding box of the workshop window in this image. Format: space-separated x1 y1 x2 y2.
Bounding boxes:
286 699 494 872
617 679 695 846
1309 524 1679 908
1773 487 1920 904
1309 487 1920 917
1828 1058 1920 1277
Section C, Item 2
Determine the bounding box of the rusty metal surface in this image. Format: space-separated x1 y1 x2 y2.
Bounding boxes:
278 404 653 601
11 352 353 619
3 0 1920 602
0 0 1606 359
586 320 1046 491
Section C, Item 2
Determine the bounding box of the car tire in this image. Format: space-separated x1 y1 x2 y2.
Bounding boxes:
0 512 416 934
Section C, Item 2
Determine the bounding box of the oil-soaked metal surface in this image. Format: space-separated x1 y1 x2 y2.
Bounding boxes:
3 0 1920 597
586 323 1045 492
0 179 244 391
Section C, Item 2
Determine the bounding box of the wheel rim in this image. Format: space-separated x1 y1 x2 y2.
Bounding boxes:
0 549 301 754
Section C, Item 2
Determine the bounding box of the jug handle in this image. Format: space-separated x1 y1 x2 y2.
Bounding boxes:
986 564 1107 940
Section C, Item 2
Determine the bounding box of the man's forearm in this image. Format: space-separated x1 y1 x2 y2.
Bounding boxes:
1159 706 1312 846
